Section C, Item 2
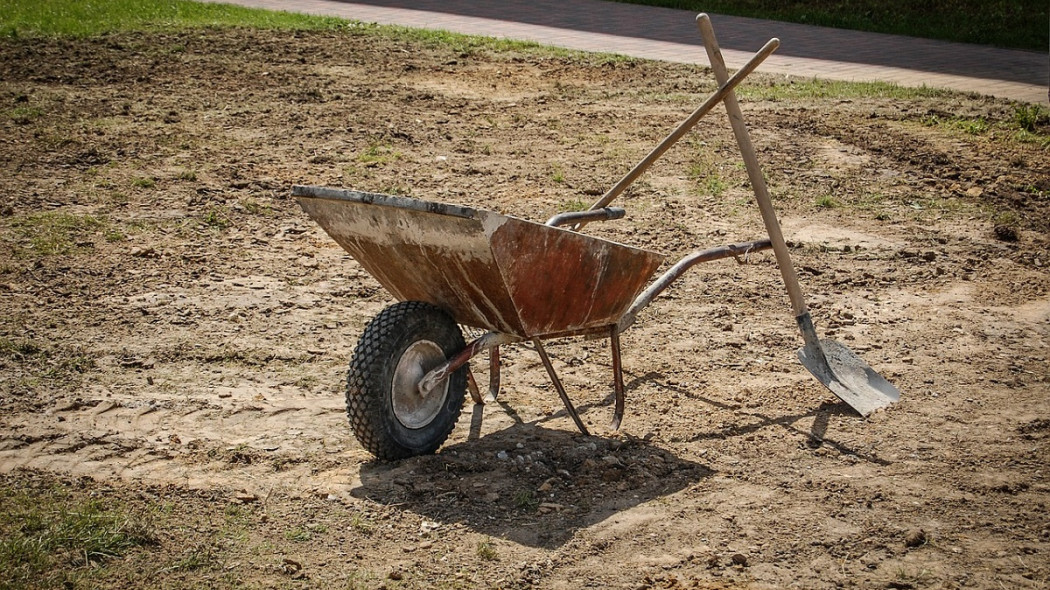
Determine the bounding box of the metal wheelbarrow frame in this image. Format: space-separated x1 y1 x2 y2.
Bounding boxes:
292 16 900 460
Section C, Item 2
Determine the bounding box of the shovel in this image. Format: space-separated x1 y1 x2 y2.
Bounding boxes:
696 14 901 416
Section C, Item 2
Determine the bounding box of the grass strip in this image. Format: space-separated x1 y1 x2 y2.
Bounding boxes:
0 0 349 38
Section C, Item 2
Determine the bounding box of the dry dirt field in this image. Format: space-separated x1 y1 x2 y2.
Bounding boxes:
1 26 1049 589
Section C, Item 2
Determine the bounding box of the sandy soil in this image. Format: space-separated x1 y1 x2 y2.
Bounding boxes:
1 27 1049 589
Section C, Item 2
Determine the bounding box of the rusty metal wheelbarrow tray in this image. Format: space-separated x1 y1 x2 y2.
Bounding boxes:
292 186 665 339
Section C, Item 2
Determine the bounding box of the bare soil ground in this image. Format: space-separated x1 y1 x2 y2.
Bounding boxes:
1 27 1049 589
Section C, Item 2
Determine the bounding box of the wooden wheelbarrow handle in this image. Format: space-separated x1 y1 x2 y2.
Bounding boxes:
581 35 780 225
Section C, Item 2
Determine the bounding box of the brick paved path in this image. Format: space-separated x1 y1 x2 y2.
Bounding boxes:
212 0 1047 103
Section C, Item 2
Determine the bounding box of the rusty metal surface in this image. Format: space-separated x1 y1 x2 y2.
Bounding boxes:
293 186 664 338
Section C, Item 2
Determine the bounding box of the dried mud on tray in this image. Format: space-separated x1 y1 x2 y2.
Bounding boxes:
1 27 1048 589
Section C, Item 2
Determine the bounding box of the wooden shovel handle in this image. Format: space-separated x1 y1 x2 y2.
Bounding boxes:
696 14 809 318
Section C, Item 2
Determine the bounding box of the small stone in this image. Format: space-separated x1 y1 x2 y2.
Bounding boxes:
994 225 1019 242
538 477 558 493
904 529 927 547
388 570 403 581
731 553 749 566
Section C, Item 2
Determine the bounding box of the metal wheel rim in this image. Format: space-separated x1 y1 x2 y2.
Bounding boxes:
391 340 449 429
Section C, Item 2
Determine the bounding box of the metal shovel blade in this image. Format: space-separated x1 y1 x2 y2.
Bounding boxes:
796 314 900 417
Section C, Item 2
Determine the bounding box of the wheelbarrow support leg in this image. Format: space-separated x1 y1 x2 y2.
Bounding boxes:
533 339 590 436
610 326 626 431
488 346 502 402
466 370 484 405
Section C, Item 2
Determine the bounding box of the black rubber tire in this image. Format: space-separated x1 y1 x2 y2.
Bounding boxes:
346 301 466 461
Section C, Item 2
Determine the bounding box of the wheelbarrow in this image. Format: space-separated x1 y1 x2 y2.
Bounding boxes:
292 16 900 460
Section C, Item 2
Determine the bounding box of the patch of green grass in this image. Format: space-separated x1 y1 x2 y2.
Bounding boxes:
0 0 354 38
283 526 312 543
513 490 538 511
240 198 271 216
557 198 588 213
688 159 727 197
131 176 156 189
380 183 412 196
367 21 565 57
814 195 840 208
348 512 374 535
922 109 1050 148
8 212 104 256
611 0 1047 51
958 117 990 135
1011 104 1050 148
200 206 231 230
356 143 402 167
8 106 43 124
550 162 566 184
0 483 156 589
742 78 953 102
1014 104 1049 132
475 541 498 561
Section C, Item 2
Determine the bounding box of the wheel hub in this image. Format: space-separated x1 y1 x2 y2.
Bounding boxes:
391 340 449 429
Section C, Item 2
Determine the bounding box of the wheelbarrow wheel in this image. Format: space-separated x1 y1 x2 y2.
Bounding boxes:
347 301 467 460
